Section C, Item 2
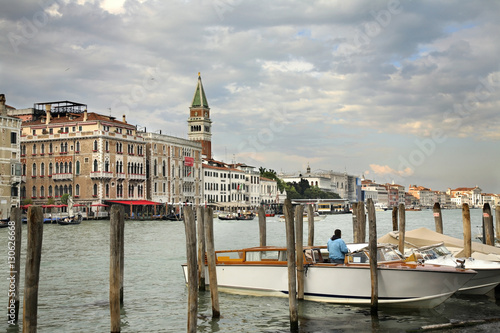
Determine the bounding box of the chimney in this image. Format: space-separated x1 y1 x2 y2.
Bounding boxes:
122 114 126 123
83 109 88 121
0 94 6 116
45 104 51 124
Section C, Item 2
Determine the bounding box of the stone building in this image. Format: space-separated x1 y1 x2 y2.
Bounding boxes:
142 131 202 206
0 94 22 220
18 101 146 206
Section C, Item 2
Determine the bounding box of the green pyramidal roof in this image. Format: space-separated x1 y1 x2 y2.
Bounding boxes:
191 74 209 108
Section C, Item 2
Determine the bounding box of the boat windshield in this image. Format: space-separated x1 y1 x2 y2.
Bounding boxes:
418 245 452 260
348 246 403 263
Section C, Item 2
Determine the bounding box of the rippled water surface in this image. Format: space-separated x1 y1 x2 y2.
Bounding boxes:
1 208 499 332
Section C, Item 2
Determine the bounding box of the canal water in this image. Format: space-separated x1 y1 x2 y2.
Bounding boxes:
1 209 499 332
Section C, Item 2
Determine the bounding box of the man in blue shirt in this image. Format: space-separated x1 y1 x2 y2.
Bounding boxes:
327 229 348 264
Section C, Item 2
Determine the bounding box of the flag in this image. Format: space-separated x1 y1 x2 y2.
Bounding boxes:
187 171 192 176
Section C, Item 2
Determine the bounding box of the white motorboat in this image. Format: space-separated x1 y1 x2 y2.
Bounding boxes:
405 242 500 295
278 212 326 222
182 243 476 309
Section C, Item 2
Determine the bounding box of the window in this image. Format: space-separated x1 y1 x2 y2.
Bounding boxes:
106 184 109 197
93 159 98 172
49 143 53 154
76 141 80 152
72 126 76 132
48 186 52 197
40 186 45 198
11 132 17 144
75 184 80 196
32 186 36 198
49 128 53 134
76 161 80 175
105 141 109 151
33 144 37 155
32 163 37 177
93 140 98 151
93 184 98 196
40 163 45 177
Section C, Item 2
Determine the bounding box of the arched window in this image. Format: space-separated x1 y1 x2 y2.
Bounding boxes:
59 162 63 173
64 142 68 152
21 186 26 198
41 144 45 154
40 186 44 197
93 184 98 196
40 163 45 176
48 186 52 197
154 160 157 176
105 184 109 197
76 141 80 152
48 163 53 176
49 143 53 153
68 185 72 195
105 159 109 172
93 159 98 172
55 186 59 197
162 161 166 176
32 163 36 176
22 163 26 176
75 184 80 196
59 185 63 196
33 144 37 155
55 163 59 174
76 161 80 175
93 140 98 151
64 162 68 173
69 162 72 173
32 186 36 197
64 185 68 194
105 140 109 151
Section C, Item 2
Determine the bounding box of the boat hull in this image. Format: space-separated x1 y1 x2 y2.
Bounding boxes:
182 263 474 309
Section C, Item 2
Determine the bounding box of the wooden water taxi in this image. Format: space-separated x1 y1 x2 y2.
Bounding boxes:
183 243 476 309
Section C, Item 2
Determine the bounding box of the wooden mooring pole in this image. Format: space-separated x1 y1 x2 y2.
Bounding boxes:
110 205 124 333
22 206 43 333
496 206 500 243
352 202 359 243
483 203 494 246
7 207 22 325
183 206 198 332
295 205 304 300
197 206 206 291
398 204 406 253
307 204 314 246
391 206 398 231
204 207 220 318
357 202 366 243
367 199 378 314
462 204 472 258
283 199 298 330
258 206 266 247
433 202 443 234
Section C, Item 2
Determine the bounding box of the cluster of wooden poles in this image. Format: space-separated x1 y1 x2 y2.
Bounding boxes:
6 205 126 333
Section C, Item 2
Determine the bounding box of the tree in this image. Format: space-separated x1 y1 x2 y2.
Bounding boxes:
22 198 32 206
47 197 55 205
61 193 69 205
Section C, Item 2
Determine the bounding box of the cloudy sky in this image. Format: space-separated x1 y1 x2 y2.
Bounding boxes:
2 0 499 193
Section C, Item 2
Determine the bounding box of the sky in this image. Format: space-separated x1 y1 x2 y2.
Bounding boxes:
1 0 499 194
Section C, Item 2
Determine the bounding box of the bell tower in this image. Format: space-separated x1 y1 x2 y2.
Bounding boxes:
188 73 212 159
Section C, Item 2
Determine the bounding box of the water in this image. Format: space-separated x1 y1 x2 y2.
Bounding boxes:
1 209 499 332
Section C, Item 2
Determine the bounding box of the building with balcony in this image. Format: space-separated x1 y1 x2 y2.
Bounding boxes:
17 101 146 206
0 95 22 220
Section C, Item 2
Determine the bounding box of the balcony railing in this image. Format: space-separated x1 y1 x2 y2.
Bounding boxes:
128 173 146 180
53 173 73 181
116 173 126 180
90 171 114 179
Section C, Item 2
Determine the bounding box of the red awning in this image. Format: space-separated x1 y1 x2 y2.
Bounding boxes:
106 200 162 206
91 203 109 207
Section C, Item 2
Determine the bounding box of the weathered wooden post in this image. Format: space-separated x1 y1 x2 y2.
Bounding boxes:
204 207 220 318
295 205 304 300
110 205 124 333
483 203 494 246
391 206 398 231
496 206 500 243
462 203 472 258
258 205 266 247
22 206 43 333
357 201 366 243
119 207 124 306
367 199 378 314
398 204 406 253
184 206 198 332
197 206 206 291
307 204 314 246
7 207 22 324
352 202 359 243
283 199 298 329
433 202 443 234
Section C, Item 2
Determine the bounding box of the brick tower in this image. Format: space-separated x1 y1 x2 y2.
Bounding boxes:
188 73 212 159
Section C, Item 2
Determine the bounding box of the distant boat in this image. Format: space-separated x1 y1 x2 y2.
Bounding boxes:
58 214 82 225
235 214 255 221
218 214 236 221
